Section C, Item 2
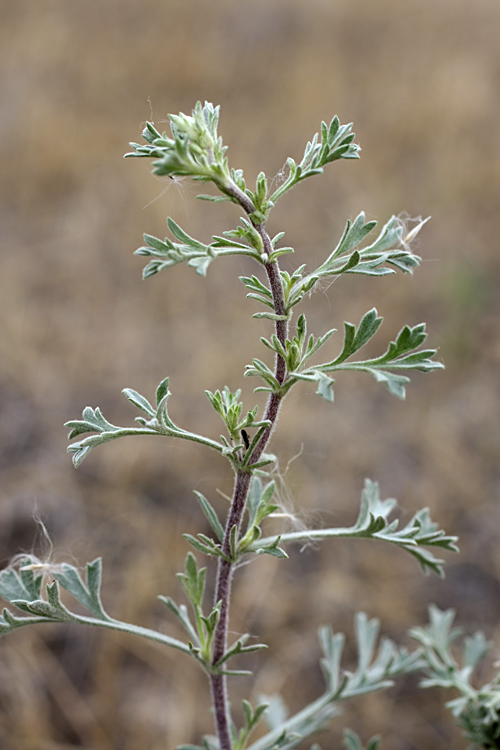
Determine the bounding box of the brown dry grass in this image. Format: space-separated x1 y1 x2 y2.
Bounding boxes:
1 0 500 748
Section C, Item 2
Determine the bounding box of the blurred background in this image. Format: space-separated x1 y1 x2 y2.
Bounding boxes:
1 0 499 747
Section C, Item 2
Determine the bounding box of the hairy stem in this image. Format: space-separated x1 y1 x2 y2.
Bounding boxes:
210 470 251 750
209 184 288 750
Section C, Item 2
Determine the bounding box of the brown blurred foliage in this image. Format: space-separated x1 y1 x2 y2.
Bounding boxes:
1 0 499 748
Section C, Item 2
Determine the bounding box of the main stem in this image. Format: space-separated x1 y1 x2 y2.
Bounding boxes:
209 186 288 750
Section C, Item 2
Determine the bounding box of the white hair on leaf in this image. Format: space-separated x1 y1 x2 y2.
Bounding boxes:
5 510 78 584
143 174 191 211
270 161 288 190
265 447 319 540
395 213 431 252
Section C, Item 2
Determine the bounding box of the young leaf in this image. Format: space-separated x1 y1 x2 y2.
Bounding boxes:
255 536 288 559
177 553 207 609
156 376 170 406
268 115 360 204
320 213 378 267
342 729 381 750
331 309 383 365
122 388 156 417
53 559 108 620
194 491 225 542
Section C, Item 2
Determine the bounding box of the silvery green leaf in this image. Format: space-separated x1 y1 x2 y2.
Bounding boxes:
67 383 224 466
330 309 383 365
353 613 379 677
167 217 207 249
53 559 108 619
246 477 264 529
177 735 219 750
142 233 171 253
268 115 360 204
212 234 251 250
252 312 289 322
410 606 500 748
127 102 230 187
158 597 199 645
183 534 227 560
12 592 71 621
1 558 191 655
188 256 213 276
0 562 43 602
318 625 345 694
321 213 377 266
315 372 335 402
240 275 273 301
242 699 269 735
177 553 207 609
370 370 410 399
342 729 381 750
0 607 45 636
246 452 277 471
353 482 459 576
122 388 156 417
255 536 288 559
463 631 490 671
215 636 268 672
295 312 443 400
296 214 423 290
353 479 397 530
245 359 280 391
65 406 119 439
321 614 423 701
248 614 420 750
156 377 170 406
260 694 289 732
251 480 457 577
362 215 403 255
268 247 294 262
196 193 232 203
194 491 225 542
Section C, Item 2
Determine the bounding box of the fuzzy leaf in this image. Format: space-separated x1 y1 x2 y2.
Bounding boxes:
0 558 191 654
343 729 381 750
122 389 156 417
247 615 421 750
255 536 288 559
250 480 457 577
0 564 43 603
66 382 224 466
53 559 108 619
268 115 360 205
410 606 500 749
295 311 443 401
194 491 225 542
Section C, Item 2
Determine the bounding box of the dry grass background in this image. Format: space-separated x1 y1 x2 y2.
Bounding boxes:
1 0 500 748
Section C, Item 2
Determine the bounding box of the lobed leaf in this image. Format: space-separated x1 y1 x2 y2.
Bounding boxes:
292 311 444 401
249 480 457 577
410 606 500 748
66 381 224 466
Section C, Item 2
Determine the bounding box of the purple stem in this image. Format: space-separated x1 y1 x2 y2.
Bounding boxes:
209 183 288 750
